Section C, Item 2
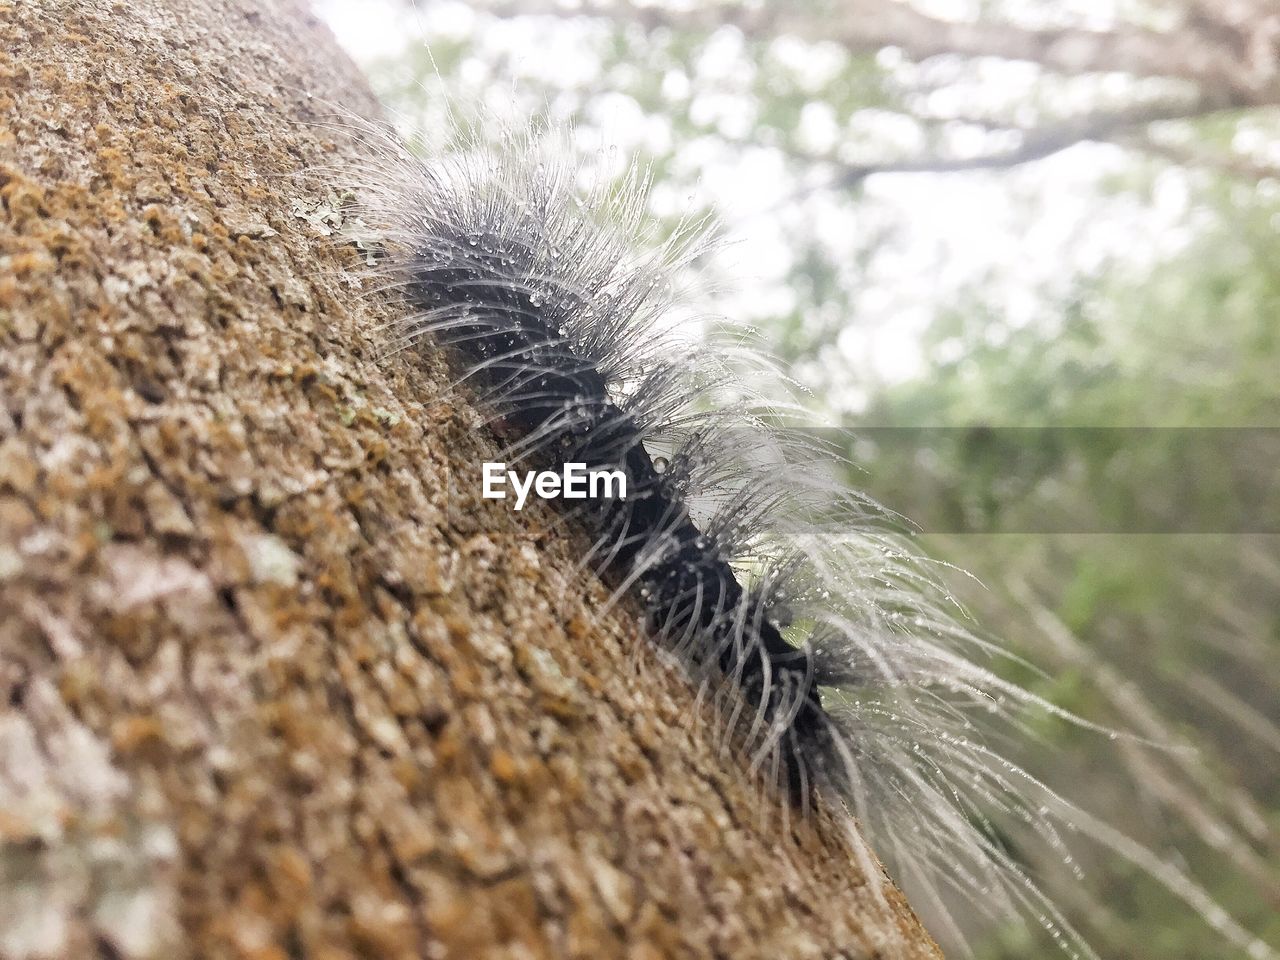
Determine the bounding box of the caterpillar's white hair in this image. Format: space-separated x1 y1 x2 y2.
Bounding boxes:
308 116 1274 960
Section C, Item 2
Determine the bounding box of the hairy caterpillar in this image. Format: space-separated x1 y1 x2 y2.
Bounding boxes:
323 119 1275 960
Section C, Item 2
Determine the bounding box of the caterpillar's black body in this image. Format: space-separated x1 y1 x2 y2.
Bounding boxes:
337 124 1276 960
342 128 1104 957
402 218 828 804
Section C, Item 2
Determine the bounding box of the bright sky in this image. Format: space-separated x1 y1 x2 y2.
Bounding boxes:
313 0 1195 406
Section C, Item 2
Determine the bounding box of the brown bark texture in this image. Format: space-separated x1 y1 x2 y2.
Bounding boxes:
0 1 940 959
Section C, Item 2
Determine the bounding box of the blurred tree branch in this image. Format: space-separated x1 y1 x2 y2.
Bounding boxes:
827 98 1236 184
469 0 1280 179
473 0 1279 99
1125 131 1280 180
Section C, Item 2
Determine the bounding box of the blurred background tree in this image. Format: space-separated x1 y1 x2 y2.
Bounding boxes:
315 0 1280 955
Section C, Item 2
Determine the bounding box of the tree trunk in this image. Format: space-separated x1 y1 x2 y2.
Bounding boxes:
0 1 940 958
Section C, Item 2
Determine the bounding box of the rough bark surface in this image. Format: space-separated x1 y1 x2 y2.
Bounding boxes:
0 2 940 958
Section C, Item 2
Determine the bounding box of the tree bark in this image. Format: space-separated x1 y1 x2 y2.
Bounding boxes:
0 1 938 959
